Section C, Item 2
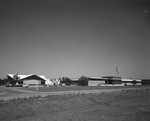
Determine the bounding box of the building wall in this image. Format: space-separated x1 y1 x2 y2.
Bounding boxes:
88 80 105 86
142 79 150 85
23 80 41 85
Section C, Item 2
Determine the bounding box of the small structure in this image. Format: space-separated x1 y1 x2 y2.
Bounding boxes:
45 79 54 87
7 74 46 87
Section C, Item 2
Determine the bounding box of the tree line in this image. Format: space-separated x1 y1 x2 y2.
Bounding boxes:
0 78 8 85
61 76 89 86
0 75 89 86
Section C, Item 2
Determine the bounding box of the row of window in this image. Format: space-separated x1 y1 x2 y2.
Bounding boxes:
89 81 105 84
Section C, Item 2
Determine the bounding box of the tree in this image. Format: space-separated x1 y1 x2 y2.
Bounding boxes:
61 77 72 86
78 76 89 86
13 73 20 84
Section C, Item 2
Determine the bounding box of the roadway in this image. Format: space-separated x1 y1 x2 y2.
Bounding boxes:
0 85 150 100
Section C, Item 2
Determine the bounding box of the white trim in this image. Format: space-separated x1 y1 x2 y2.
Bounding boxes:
7 74 47 81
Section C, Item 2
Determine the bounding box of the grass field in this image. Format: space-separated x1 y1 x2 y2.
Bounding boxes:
0 88 150 121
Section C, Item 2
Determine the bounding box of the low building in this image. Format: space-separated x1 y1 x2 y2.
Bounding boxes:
7 74 46 86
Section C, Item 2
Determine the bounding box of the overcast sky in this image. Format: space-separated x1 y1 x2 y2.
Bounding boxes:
0 0 150 79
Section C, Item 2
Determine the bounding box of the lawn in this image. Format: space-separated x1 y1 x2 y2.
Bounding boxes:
0 88 150 121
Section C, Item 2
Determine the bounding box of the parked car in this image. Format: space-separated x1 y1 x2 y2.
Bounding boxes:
15 84 23 87
5 83 11 87
5 84 23 87
23 84 29 88
61 83 66 86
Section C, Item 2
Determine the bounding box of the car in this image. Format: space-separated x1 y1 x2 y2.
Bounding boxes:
23 84 29 88
5 84 23 87
14 84 22 87
5 83 11 87
61 83 66 86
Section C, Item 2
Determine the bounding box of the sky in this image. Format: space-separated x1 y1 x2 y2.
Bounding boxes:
0 0 150 79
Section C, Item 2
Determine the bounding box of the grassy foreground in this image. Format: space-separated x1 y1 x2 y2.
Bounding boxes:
0 88 150 121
